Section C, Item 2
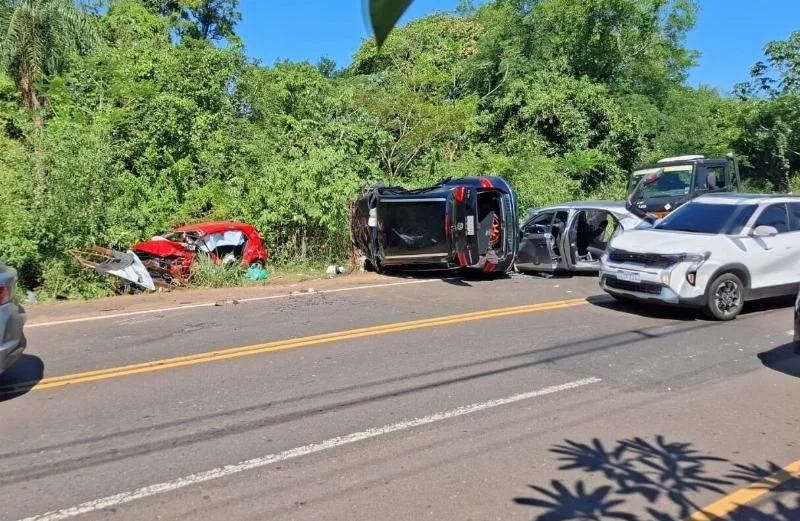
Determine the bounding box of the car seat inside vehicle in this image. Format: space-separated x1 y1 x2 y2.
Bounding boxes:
573 210 615 263
199 231 248 264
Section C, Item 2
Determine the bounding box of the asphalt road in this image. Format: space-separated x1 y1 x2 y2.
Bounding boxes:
1 273 798 521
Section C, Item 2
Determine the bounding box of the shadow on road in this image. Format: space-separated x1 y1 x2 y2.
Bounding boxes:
586 295 699 321
587 294 795 322
513 436 800 521
375 269 516 288
0 355 44 402
757 344 800 378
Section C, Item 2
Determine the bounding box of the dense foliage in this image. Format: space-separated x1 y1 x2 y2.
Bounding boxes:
0 0 798 298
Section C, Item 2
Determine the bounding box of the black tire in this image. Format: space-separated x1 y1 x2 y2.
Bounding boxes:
704 273 745 321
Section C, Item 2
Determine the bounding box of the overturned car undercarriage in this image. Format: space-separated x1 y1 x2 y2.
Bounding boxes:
350 176 519 275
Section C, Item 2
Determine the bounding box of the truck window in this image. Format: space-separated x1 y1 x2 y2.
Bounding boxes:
697 166 727 191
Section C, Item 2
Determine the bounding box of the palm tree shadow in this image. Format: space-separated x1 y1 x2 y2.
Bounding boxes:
726 496 800 521
512 436 799 521
514 481 638 521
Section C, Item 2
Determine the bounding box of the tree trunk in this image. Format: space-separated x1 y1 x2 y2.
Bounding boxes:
300 229 308 259
19 72 44 130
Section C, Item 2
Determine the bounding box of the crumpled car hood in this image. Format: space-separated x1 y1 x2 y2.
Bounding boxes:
131 239 187 258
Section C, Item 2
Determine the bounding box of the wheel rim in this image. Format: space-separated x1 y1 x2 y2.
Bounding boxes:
714 280 741 315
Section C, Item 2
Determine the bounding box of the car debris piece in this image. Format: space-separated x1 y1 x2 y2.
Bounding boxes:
350 176 518 275
245 265 269 281
69 246 157 291
326 265 345 276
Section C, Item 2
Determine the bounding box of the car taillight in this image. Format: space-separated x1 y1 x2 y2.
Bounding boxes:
478 177 494 188
0 286 10 305
455 186 466 202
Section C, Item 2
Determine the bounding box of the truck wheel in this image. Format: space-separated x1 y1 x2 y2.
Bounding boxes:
705 273 744 321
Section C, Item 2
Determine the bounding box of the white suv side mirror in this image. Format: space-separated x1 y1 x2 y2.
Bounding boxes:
752 225 779 238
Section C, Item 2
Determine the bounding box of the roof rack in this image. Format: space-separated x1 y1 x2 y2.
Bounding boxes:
657 155 705 163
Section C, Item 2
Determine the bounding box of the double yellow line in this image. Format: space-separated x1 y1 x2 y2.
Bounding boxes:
2 297 588 394
686 459 800 520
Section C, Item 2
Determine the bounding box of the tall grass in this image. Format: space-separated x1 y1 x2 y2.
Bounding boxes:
189 255 244 288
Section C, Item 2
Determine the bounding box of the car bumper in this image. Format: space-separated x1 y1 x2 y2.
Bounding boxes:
599 265 706 307
0 301 27 374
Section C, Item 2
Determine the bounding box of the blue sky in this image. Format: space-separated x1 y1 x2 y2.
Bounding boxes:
237 0 799 93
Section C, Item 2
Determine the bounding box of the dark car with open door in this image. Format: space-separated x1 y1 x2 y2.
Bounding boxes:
516 201 643 274
350 176 518 275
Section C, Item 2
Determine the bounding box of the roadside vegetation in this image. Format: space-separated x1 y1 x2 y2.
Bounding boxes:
0 0 798 300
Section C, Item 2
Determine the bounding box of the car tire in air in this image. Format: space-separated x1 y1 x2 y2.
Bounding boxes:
704 273 745 321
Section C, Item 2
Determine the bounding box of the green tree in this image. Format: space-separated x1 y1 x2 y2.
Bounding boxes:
0 0 97 126
734 31 800 191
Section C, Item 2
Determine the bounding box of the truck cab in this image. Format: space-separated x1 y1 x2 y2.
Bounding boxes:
626 154 742 220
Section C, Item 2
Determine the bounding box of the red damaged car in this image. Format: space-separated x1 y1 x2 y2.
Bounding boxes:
71 222 269 291
131 222 268 286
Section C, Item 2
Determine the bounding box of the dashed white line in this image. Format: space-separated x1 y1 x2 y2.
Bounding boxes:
17 377 601 521
26 279 440 328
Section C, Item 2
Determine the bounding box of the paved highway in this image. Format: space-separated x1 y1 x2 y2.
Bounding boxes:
1 274 798 521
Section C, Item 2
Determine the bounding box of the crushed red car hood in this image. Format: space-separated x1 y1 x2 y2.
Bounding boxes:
131 239 187 258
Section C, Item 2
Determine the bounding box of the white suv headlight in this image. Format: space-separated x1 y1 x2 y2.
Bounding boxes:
684 252 711 286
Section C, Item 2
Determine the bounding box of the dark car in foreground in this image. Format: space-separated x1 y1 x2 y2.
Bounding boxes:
350 176 518 274
0 263 26 375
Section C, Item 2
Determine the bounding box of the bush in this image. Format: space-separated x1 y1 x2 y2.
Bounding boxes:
189 254 244 288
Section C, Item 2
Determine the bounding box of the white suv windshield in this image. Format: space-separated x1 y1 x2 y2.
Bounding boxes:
655 202 757 234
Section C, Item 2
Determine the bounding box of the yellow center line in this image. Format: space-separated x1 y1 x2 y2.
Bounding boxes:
1 297 589 394
685 459 800 521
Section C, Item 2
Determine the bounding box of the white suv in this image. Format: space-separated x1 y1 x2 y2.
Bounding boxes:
600 194 800 320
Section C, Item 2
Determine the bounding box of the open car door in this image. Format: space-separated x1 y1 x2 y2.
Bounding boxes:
516 211 561 272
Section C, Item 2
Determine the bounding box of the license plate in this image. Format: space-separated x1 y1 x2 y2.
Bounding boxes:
617 270 641 283
466 216 475 236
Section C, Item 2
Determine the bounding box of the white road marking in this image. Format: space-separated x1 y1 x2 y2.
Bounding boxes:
26 279 440 329
18 377 601 521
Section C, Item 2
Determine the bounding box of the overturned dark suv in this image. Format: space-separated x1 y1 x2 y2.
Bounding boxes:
350 176 518 275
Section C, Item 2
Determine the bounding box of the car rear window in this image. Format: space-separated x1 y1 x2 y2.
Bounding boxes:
654 202 757 234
